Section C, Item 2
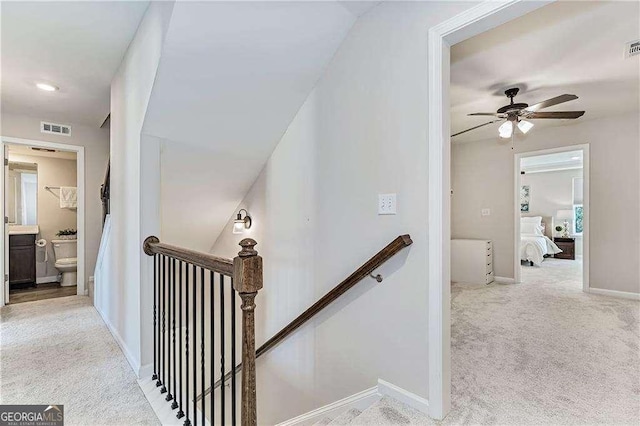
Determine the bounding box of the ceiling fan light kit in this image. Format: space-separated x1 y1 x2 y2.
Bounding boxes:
517 119 534 134
499 121 513 138
453 87 585 141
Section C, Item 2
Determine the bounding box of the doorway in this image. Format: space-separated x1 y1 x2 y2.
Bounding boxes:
1 137 85 305
426 0 552 419
514 145 589 291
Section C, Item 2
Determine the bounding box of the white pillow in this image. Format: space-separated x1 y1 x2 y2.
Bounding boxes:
521 222 543 236
521 216 542 225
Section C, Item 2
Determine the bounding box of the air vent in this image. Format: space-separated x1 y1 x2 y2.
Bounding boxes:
625 40 640 58
41 121 71 136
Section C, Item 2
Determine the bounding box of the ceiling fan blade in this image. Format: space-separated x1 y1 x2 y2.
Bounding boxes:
468 112 506 117
524 94 578 112
451 120 502 137
526 111 585 119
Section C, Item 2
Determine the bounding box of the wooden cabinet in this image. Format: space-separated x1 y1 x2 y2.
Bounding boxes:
9 234 36 288
554 237 575 260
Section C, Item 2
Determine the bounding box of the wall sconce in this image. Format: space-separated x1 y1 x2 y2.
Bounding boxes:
233 209 252 234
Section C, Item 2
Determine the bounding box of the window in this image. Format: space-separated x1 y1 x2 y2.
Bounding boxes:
574 204 583 234
572 176 584 235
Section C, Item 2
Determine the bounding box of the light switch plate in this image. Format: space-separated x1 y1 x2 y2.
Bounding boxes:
481 208 491 216
378 193 397 215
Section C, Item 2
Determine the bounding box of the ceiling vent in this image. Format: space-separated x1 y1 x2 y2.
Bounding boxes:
625 40 640 58
41 121 71 137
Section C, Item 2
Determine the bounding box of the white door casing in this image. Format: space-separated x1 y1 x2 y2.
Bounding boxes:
426 0 554 419
3 145 9 305
1 136 86 301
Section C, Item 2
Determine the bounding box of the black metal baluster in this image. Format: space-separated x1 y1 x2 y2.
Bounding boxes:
161 256 167 394
210 271 215 426
177 261 185 419
230 277 236 425
166 258 173 401
184 263 191 426
220 274 226 424
192 265 198 426
171 258 178 409
152 254 158 381
201 268 205 426
157 255 163 388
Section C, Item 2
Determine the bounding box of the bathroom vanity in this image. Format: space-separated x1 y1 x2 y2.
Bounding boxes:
7 160 39 289
9 233 36 288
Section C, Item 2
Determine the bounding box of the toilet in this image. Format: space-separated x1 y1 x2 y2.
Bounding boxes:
52 239 77 286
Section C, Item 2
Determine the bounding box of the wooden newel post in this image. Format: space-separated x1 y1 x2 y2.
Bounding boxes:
233 238 263 426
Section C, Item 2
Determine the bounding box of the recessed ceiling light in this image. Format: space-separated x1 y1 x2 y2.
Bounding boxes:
36 83 59 92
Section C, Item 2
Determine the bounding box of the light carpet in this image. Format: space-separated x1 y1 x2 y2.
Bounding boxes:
449 259 640 425
0 296 159 426
309 257 638 425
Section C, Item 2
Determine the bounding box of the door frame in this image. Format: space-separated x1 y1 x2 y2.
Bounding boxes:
426 0 554 419
1 136 86 305
514 144 590 291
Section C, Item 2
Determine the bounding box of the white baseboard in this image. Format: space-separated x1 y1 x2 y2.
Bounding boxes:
138 376 209 426
588 287 640 300
94 305 142 377
494 276 516 284
277 386 379 426
36 275 59 284
276 380 429 426
377 379 429 415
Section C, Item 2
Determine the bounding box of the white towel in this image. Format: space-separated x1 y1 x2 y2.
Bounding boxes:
60 187 77 209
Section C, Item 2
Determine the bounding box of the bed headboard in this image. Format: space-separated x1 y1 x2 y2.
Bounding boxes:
522 215 554 238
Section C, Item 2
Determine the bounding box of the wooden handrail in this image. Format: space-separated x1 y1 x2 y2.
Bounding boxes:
198 234 412 400
143 236 234 276
257 234 412 356
100 161 110 200
100 161 110 224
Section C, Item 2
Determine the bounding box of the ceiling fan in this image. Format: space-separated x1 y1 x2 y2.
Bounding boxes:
452 88 585 138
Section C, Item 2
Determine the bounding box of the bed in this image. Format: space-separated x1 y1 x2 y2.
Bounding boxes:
520 215 562 266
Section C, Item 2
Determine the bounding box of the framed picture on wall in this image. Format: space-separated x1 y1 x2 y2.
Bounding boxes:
520 185 530 212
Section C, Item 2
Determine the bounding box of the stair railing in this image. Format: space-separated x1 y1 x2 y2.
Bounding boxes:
197 234 413 404
99 161 110 225
143 236 263 426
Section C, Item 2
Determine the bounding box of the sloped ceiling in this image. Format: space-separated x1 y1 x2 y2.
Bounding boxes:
451 1 640 144
144 1 377 250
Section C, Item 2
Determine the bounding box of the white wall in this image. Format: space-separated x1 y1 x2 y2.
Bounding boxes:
521 168 583 255
160 140 249 253
452 112 639 293
8 153 78 279
521 169 582 220
210 2 475 423
1 112 109 289
104 1 173 375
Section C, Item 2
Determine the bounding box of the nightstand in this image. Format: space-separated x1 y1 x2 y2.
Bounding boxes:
554 237 575 260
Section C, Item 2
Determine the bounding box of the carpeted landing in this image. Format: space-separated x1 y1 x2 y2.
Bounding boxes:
1 261 638 426
0 296 159 425
449 259 640 425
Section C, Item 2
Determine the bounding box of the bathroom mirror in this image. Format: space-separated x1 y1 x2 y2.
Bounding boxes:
7 162 38 225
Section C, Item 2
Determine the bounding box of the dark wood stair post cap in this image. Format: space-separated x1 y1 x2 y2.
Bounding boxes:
238 238 258 257
234 238 263 294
